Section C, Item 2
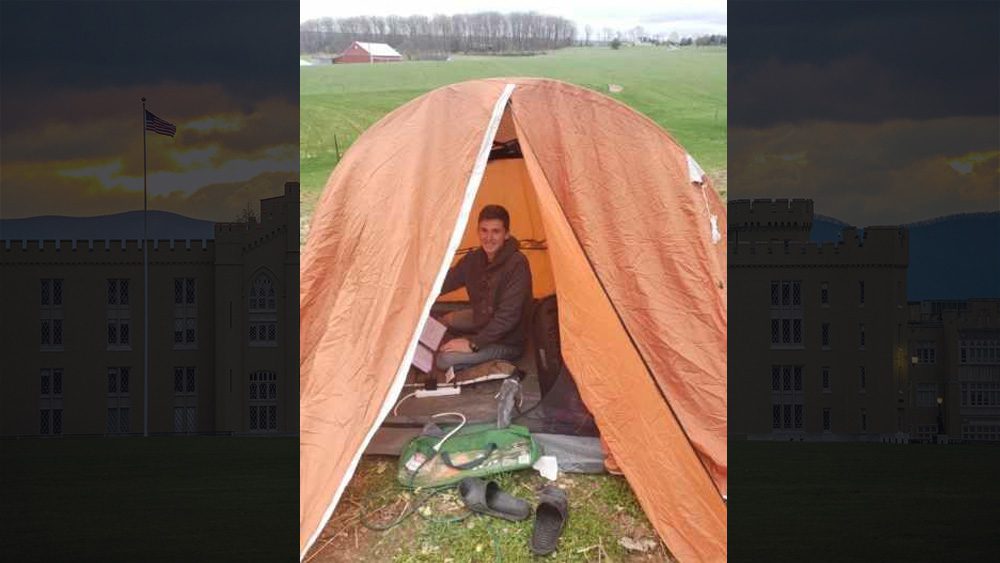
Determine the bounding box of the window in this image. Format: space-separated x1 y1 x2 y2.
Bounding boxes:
959 338 1000 365
249 275 276 311
917 383 938 407
820 282 829 306
173 278 197 349
107 319 131 347
248 371 277 431
174 367 196 394
173 367 197 433
107 367 130 434
40 319 64 348
914 342 936 364
961 424 1000 441
822 367 831 393
821 323 830 349
860 409 868 432
40 279 64 350
107 279 129 306
859 280 865 305
249 322 277 345
859 366 866 392
859 323 866 349
107 279 131 350
771 365 804 431
173 318 197 346
174 278 196 305
248 274 278 347
770 280 803 348
823 408 831 432
960 382 1000 408
41 278 63 307
40 368 64 435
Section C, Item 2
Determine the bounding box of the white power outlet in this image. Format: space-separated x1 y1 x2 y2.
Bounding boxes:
415 386 461 399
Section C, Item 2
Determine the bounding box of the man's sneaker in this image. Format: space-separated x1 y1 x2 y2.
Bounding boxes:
600 436 624 476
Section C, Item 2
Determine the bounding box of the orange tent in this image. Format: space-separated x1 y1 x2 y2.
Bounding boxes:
300 78 727 561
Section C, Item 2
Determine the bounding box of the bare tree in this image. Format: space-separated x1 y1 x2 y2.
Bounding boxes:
235 203 258 224
301 11 577 56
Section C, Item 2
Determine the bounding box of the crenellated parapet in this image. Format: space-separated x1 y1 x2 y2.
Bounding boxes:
729 225 909 267
1 239 214 265
728 198 814 242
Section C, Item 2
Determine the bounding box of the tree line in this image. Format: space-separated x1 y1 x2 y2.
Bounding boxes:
300 12 577 55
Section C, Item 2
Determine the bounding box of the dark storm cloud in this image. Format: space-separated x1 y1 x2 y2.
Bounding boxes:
0 0 298 220
729 1 999 127
0 0 298 102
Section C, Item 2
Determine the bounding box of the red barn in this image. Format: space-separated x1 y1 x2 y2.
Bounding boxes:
334 41 403 64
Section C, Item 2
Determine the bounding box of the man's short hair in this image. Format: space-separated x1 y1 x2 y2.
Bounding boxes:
478 205 510 231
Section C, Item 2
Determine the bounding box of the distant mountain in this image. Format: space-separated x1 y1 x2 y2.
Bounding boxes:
811 212 1000 300
810 214 852 243
0 211 215 241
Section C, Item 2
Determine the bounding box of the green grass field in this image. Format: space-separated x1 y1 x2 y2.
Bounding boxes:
729 441 1000 562
300 46 727 233
0 437 297 561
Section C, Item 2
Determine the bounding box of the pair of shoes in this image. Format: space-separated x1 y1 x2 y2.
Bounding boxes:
457 477 569 556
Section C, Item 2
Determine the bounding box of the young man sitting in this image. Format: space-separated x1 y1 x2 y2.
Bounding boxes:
435 204 533 375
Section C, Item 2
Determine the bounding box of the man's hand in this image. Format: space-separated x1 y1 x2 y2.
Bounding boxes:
439 338 473 354
440 312 454 327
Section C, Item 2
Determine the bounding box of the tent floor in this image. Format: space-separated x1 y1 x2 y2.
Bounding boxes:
364 315 607 473
365 349 542 456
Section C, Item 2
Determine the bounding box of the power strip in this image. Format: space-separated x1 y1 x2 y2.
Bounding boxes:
415 386 461 398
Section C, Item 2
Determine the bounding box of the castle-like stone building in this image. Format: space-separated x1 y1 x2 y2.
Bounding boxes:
729 199 999 442
1 183 299 436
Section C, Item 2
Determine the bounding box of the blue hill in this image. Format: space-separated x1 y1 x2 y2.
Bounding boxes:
1 211 215 241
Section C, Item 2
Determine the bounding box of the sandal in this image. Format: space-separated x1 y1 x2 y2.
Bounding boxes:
457 477 531 521
530 486 568 555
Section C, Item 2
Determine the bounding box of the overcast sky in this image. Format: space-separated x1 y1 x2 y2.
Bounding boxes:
1 1 298 221
729 1 998 226
300 0 727 37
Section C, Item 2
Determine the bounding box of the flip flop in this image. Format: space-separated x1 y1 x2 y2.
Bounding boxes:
530 486 568 555
457 477 531 522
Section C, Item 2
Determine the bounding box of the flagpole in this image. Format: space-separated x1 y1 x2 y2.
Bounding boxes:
142 97 149 438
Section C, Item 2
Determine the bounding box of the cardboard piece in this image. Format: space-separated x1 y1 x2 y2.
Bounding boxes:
412 316 448 373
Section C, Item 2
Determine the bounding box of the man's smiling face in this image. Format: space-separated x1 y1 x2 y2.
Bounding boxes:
478 218 508 259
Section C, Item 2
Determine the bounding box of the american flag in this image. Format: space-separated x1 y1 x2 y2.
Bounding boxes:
145 110 176 137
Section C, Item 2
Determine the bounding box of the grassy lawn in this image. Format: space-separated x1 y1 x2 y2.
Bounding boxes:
729 441 1000 562
305 456 670 563
300 46 727 239
0 437 297 561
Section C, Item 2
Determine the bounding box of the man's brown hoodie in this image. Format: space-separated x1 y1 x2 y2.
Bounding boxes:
441 237 533 349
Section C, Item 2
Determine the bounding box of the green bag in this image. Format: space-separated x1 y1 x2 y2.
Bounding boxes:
398 423 541 489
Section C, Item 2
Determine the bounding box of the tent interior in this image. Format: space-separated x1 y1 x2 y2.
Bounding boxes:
366 105 603 469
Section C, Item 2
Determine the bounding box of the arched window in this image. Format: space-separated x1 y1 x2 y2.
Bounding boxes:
248 273 278 346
